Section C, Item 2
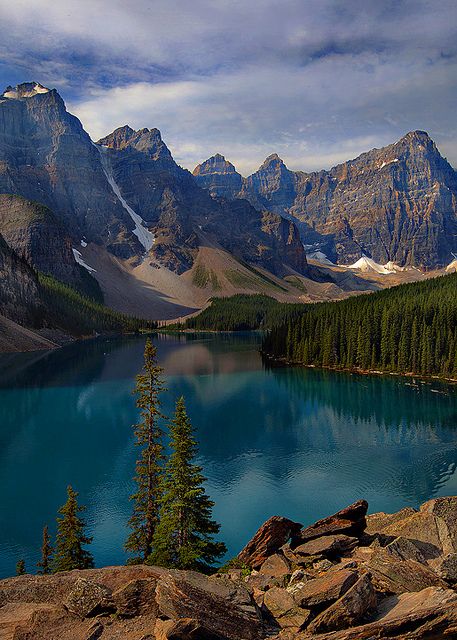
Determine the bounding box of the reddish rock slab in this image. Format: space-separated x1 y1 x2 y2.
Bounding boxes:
291 568 359 609
237 516 302 570
294 535 358 559
258 554 291 580
307 573 376 634
291 501 368 547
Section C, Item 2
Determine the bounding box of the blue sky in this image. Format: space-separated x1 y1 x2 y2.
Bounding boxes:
1 0 456 174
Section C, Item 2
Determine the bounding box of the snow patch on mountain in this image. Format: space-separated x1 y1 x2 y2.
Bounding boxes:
96 144 154 253
2 83 50 99
348 256 395 274
379 158 399 169
445 259 457 273
72 248 96 272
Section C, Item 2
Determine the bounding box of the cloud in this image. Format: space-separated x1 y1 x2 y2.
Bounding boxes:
1 0 456 173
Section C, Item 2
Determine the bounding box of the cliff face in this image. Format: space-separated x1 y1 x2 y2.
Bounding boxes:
193 154 243 199
194 132 457 269
97 126 308 276
0 83 139 258
0 193 93 292
0 234 42 325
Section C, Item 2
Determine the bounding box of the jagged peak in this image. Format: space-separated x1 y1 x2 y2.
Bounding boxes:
97 125 163 150
258 153 287 171
1 82 51 100
193 153 238 176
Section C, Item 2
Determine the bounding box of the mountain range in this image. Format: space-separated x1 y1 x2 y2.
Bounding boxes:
0 81 456 347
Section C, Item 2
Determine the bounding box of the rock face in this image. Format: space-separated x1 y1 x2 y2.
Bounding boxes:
0 83 138 258
194 132 457 269
193 154 243 199
0 233 42 326
237 516 303 569
0 193 94 294
98 126 308 276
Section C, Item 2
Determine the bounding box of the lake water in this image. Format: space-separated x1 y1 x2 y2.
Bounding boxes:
1 332 457 578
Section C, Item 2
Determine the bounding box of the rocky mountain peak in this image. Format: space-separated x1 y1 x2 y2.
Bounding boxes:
1 82 51 100
193 154 239 176
97 125 168 159
260 153 286 170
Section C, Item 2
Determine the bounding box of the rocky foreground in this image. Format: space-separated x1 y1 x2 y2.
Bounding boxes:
2 498 457 639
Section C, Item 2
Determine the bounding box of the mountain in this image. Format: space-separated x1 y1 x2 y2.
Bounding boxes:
193 153 242 198
194 131 457 269
96 125 308 276
0 83 140 258
0 193 98 296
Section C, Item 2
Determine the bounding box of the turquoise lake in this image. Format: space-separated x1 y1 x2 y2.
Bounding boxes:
1 332 457 578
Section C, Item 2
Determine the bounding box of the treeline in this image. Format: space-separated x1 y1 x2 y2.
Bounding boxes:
262 273 457 377
183 294 308 331
38 273 156 335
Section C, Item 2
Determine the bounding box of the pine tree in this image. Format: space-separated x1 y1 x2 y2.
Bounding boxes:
53 486 94 573
125 338 166 563
15 559 26 575
149 397 226 571
37 524 53 574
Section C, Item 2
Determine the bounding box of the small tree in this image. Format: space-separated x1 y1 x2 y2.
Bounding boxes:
37 524 53 575
149 397 226 571
125 338 166 562
53 486 94 573
16 559 26 575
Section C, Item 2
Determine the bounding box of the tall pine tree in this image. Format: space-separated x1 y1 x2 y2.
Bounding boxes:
53 486 94 573
149 397 226 571
125 338 166 563
37 524 53 575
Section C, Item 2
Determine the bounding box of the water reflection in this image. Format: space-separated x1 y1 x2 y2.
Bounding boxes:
0 333 456 578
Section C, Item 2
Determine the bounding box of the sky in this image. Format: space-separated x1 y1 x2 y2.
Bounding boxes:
0 0 456 175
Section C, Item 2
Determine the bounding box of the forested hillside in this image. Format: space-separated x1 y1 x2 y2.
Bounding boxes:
182 294 307 331
262 274 457 377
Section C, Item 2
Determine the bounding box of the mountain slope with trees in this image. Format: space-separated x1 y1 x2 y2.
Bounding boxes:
262 273 457 377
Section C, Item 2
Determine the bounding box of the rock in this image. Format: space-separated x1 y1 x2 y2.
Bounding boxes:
291 568 359 609
313 559 334 572
420 496 457 554
384 536 426 564
294 535 358 559
288 569 311 587
263 587 296 619
166 617 225 639
238 516 302 570
367 547 445 594
380 512 443 558
308 573 377 633
289 587 457 639
365 507 417 535
258 554 291 581
292 501 368 547
155 570 262 640
436 553 457 584
64 578 114 618
276 608 311 630
112 578 158 617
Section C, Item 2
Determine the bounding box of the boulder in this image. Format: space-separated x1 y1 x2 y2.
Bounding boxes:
258 554 291 581
292 501 368 547
293 535 358 559
435 553 457 584
307 573 376 633
64 578 114 618
420 496 457 554
292 587 457 639
155 570 261 640
365 507 417 535
166 617 226 639
291 568 358 609
380 512 443 558
238 516 302 570
263 587 311 630
367 548 445 594
383 536 426 564
112 578 158 617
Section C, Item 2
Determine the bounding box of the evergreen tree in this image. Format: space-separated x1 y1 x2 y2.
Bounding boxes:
125 338 166 563
53 486 94 573
37 524 53 575
149 397 226 571
15 559 26 575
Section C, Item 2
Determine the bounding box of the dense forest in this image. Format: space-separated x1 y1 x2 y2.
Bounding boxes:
38 273 155 335
182 294 307 331
262 273 457 377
